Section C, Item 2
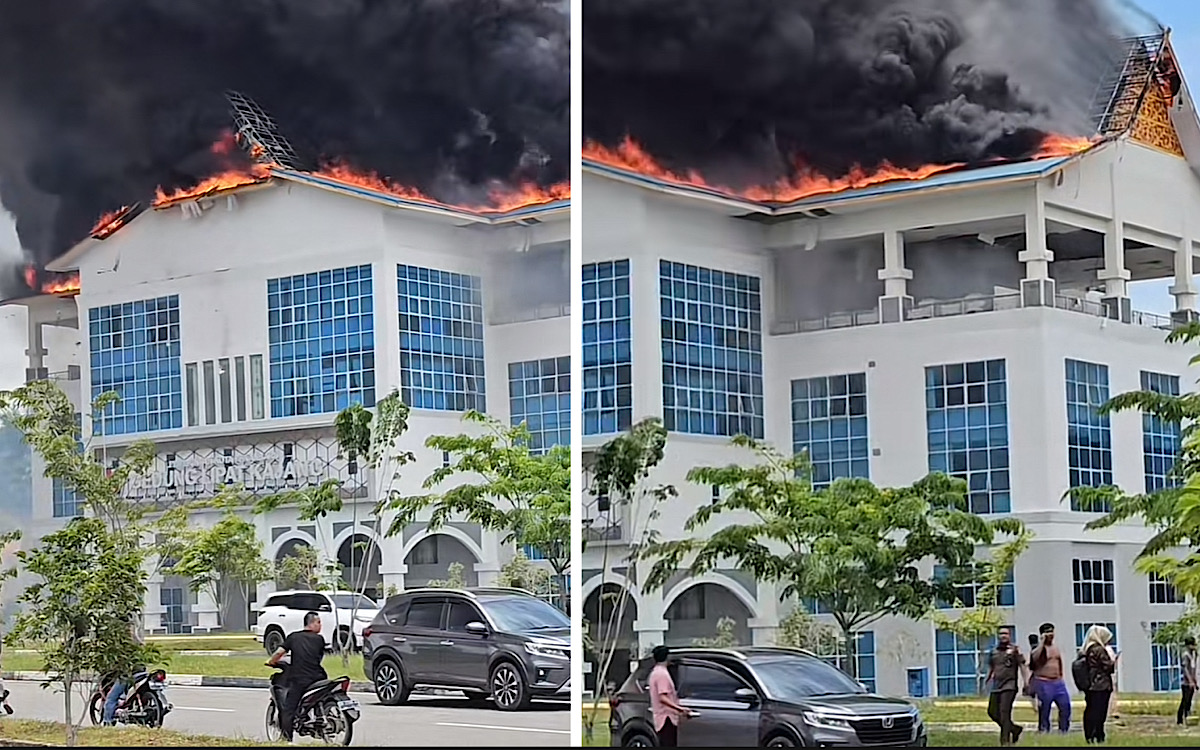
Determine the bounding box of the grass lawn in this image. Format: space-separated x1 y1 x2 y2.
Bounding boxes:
0 719 279 746
3 652 367 682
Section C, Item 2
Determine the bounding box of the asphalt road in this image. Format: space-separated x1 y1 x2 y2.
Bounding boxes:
3 681 572 746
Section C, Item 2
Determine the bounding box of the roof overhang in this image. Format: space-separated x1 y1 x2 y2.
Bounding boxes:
46 171 570 272
582 141 1110 218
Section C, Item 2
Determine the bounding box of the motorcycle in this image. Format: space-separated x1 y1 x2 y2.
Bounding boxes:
265 658 359 746
88 669 172 728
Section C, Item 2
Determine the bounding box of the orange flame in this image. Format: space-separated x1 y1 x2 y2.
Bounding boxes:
90 206 132 239
583 135 1097 204
153 163 273 207
23 264 80 296
313 163 569 213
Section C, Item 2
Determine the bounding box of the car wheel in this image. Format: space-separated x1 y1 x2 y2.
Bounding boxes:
765 733 797 747
489 662 529 711
372 658 410 706
623 731 656 747
264 628 285 654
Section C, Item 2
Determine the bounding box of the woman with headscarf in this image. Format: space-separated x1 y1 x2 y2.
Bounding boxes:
1079 625 1117 744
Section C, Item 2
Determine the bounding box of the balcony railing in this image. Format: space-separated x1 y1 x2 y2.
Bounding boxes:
772 291 1176 335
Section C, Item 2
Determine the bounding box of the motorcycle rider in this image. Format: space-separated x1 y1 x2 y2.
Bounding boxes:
267 611 328 742
102 616 146 725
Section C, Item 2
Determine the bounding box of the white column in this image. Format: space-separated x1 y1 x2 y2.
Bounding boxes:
877 230 913 323
1170 228 1198 324
24 314 46 382
1018 192 1055 306
473 529 503 586
1098 222 1132 322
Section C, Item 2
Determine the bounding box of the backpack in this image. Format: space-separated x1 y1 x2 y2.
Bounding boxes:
1071 653 1091 692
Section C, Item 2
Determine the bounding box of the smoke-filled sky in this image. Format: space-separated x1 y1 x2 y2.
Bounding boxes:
0 0 569 268
584 0 1143 184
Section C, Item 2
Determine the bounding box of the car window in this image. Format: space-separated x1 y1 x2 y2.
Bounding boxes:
405 598 444 629
446 601 484 632
265 594 293 609
382 599 409 627
679 663 748 701
749 655 867 698
330 593 377 610
478 596 569 632
293 593 328 612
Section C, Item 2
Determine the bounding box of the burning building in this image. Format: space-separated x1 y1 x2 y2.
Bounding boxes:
581 28 1198 700
3 152 570 636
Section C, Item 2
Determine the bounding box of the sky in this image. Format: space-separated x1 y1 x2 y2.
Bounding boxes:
0 0 1197 383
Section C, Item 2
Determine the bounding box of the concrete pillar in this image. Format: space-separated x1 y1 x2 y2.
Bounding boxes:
1018 195 1056 307
1171 230 1198 326
877 230 913 323
474 529 503 586
1099 222 1132 323
24 314 47 383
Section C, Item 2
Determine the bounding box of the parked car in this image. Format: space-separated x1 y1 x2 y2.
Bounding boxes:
362 587 570 711
254 590 380 653
607 647 928 747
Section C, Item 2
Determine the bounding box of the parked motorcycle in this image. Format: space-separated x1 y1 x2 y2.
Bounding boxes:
265 659 359 746
88 669 172 728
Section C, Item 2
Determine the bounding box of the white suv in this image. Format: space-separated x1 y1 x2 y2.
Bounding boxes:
254 590 381 653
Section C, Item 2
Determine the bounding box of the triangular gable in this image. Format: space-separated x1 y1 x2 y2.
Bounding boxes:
1094 30 1190 158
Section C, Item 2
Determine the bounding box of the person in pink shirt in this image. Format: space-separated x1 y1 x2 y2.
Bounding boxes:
648 645 696 746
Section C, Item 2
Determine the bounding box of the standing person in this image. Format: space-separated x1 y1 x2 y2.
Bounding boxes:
1024 633 1041 715
1080 625 1117 744
267 611 328 743
1179 636 1198 726
986 628 1025 746
648 645 696 747
1106 642 1122 727
1030 622 1072 733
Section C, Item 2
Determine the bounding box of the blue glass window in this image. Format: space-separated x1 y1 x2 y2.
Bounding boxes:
935 626 1014 696
817 632 876 693
268 265 375 417
89 296 182 435
509 356 570 453
52 414 84 518
1151 622 1182 692
660 260 763 438
582 260 632 435
926 360 1010 514
791 373 869 488
1066 359 1113 510
397 264 485 412
934 565 1016 609
1141 371 1181 493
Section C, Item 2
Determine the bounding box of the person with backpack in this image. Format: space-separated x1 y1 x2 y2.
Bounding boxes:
1075 625 1117 744
1030 622 1071 733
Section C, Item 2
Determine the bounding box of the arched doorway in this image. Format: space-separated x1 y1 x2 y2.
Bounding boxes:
274 538 317 590
584 582 638 695
337 534 383 600
403 533 480 588
665 582 753 648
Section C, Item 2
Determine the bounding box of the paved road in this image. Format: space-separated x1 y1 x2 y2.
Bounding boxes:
4 681 572 746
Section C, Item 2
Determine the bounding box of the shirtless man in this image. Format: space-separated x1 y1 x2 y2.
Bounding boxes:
1030 622 1072 733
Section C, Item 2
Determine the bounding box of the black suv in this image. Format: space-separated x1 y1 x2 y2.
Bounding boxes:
608 647 928 747
362 587 570 711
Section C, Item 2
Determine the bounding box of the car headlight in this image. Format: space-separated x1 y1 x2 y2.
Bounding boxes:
802 711 853 730
524 643 569 660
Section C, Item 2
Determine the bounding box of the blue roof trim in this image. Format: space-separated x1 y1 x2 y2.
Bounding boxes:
271 168 570 220
582 154 1076 212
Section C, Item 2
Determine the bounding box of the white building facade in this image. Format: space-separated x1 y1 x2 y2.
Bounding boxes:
580 42 1200 697
9 172 569 634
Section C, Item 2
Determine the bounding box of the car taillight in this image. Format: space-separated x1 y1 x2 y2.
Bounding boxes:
153 670 167 681
340 678 351 693
363 627 372 639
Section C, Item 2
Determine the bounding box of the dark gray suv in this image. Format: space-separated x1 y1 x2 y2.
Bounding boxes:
362 587 570 711
608 647 928 747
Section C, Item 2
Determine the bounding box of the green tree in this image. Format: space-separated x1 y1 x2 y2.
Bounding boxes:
692 616 738 648
775 605 840 654
426 561 467 589
1074 322 1200 643
167 501 272 631
644 436 1024 679
582 419 676 745
497 548 554 601
930 529 1033 693
6 518 160 746
386 411 570 610
275 543 322 590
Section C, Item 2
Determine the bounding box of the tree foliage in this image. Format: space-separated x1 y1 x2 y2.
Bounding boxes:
426 561 467 589
775 605 840 654
692 617 738 648
497 548 554 602
275 544 325 590
387 411 570 608
643 436 1025 677
166 500 272 629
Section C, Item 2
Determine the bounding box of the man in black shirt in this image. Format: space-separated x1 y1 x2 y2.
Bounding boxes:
267 611 329 742
987 628 1026 746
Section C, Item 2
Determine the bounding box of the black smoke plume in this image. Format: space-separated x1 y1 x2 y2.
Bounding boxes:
584 0 1142 185
0 0 568 276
